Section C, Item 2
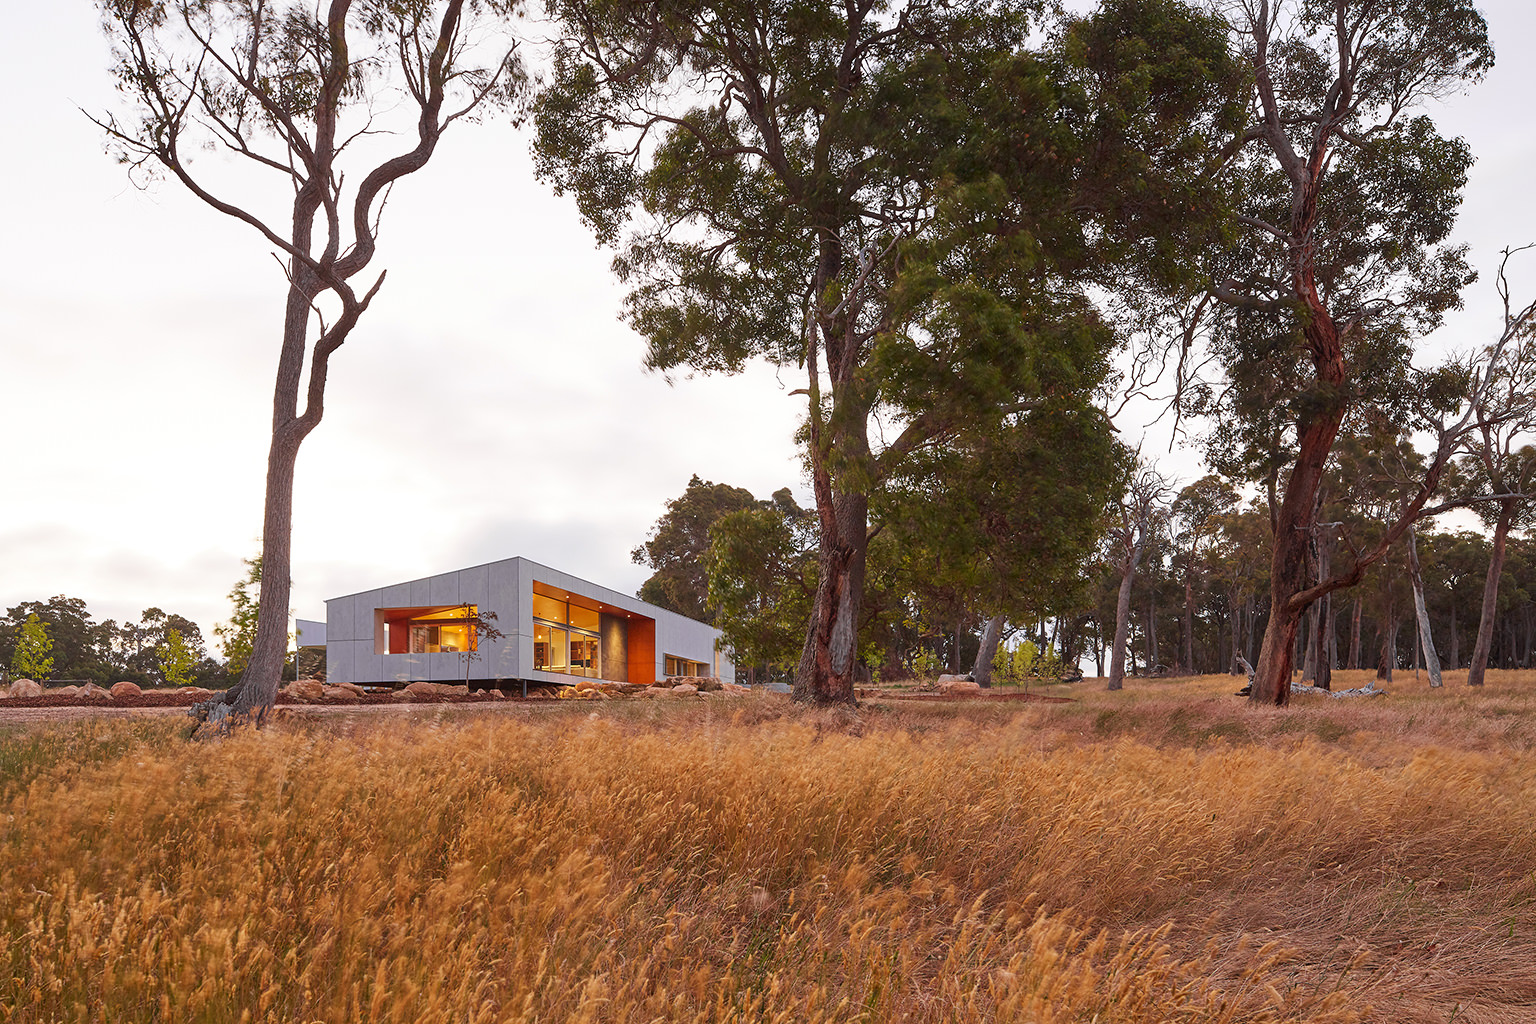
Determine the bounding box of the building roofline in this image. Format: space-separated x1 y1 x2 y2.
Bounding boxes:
323 555 719 633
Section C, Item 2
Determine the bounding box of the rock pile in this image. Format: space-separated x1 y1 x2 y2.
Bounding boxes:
554 676 754 700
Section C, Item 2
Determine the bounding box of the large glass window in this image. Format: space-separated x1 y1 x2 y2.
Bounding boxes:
534 623 571 672
532 589 599 678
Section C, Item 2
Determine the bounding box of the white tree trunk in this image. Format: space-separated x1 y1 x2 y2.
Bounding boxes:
1407 528 1443 687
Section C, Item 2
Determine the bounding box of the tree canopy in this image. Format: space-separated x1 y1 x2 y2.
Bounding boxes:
536 0 1246 702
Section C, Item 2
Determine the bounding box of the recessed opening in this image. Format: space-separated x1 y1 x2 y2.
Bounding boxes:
377 605 480 654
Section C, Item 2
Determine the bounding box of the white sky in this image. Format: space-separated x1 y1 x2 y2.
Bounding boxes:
2 3 1534 646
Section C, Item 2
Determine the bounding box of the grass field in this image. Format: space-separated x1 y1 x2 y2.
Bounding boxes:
2 670 1534 1023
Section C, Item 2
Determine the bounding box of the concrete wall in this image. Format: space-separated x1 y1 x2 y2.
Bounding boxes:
325 556 732 686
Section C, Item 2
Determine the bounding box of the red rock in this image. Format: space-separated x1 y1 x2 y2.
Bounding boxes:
283 679 325 701
401 681 468 698
110 681 142 699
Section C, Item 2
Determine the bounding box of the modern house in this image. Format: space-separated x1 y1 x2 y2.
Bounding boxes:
323 556 731 690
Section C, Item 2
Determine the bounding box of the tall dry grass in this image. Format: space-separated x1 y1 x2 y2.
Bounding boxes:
1 678 1533 1023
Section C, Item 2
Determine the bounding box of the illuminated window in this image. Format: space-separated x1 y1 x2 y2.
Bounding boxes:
380 605 479 655
531 585 600 678
665 655 708 677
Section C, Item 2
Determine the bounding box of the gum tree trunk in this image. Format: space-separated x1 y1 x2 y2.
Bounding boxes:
1407 527 1443 687
1108 535 1147 691
794 489 869 705
793 229 874 706
1249 402 1347 703
1183 564 1196 674
205 177 329 727
1468 506 1514 687
972 614 1005 688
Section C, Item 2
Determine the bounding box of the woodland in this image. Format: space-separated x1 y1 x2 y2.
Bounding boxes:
73 0 1536 719
5 6 1536 1018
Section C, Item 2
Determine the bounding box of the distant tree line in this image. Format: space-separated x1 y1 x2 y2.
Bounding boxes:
0 597 229 688
0 560 277 688
636 433 1536 688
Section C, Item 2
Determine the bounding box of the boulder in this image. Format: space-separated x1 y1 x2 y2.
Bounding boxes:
328 681 367 697
401 681 468 698
938 677 983 697
179 687 213 699
667 675 722 691
322 685 362 701
109 681 142 699
283 678 325 702
670 683 699 696
79 682 112 700
8 679 43 698
720 681 751 694
52 685 81 697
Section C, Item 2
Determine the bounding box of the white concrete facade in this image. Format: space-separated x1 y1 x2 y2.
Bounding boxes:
323 556 732 688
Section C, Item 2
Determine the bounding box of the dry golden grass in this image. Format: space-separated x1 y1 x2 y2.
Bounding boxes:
1 674 1533 1023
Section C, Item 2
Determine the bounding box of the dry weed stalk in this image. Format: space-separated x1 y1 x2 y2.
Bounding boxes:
1 678 1533 1022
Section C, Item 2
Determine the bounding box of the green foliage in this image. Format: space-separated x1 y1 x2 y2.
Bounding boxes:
155 629 198 688
878 402 1130 629
634 476 760 623
0 598 210 685
992 638 1066 683
2 598 108 683
11 614 54 682
705 490 817 672
1192 0 1493 485
214 556 261 676
536 0 1247 686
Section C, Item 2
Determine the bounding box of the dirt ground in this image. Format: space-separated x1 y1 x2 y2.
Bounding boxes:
0 683 1075 726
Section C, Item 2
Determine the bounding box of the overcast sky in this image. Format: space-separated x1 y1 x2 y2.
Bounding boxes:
2 3 1534 648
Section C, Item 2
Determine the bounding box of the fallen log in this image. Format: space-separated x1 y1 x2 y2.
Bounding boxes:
1234 656 1385 699
1290 681 1386 699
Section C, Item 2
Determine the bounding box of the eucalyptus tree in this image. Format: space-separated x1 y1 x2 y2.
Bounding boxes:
1207 503 1270 671
1170 474 1237 673
534 0 1244 702
706 491 819 680
1194 0 1501 703
633 475 761 622
875 403 1127 687
95 1 523 725
1105 463 1170 690
1462 437 1536 686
